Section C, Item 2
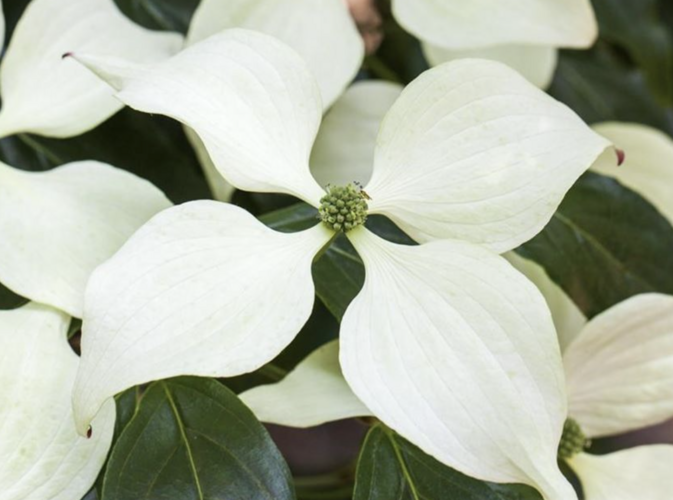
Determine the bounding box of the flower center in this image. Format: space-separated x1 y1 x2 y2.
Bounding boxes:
558 418 588 460
318 184 369 233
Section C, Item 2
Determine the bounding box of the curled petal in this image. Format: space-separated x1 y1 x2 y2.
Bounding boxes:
422 43 558 89
70 30 326 206
0 161 171 317
73 201 332 435
0 304 115 500
187 0 363 109
392 0 597 50
564 294 673 438
240 340 372 427
365 59 610 252
592 122 673 225
310 80 403 188
569 446 673 500
0 0 181 138
341 227 574 500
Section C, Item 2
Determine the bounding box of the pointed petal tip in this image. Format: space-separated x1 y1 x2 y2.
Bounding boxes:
616 147 626 166
61 51 73 60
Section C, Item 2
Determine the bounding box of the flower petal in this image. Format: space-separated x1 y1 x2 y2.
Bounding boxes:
365 59 610 252
0 0 181 139
183 126 236 202
73 201 332 435
341 227 574 500
71 30 326 206
240 340 372 427
505 253 586 352
0 304 115 500
392 0 597 50
0 161 171 317
569 446 673 500
187 0 363 109
592 122 673 224
564 293 673 438
310 80 403 188
422 43 558 89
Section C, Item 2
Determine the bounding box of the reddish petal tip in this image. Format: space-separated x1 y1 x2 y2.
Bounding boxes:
616 148 626 166
86 426 92 439
61 52 73 60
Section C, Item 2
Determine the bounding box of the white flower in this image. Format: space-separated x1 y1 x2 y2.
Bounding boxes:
68 30 609 500
395 0 598 89
243 293 673 500
562 293 673 500
0 1 178 496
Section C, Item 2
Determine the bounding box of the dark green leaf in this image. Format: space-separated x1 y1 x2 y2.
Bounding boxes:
0 109 211 204
354 425 542 500
102 377 295 500
67 318 82 339
113 0 199 33
518 172 673 318
592 0 673 104
549 49 673 135
0 282 28 310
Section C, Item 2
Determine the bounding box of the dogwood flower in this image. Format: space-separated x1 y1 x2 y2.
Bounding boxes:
394 0 598 89
0 0 176 496
243 293 673 500
68 30 609 500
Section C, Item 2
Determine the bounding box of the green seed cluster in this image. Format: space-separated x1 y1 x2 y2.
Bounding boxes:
558 418 588 460
318 184 368 232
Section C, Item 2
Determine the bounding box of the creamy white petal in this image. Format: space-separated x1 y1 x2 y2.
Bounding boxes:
240 340 372 427
365 59 610 252
187 0 363 109
422 43 558 89
592 122 673 224
310 80 402 188
564 293 673 438
341 227 573 500
392 0 597 50
0 0 181 139
183 126 236 202
0 304 115 500
0 161 171 317
73 201 333 435
71 30 326 206
569 447 673 500
505 253 586 352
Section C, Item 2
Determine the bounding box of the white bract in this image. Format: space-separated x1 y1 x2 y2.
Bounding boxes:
394 0 597 88
244 293 673 500
69 30 609 500
0 0 181 139
183 0 365 202
0 304 115 500
0 0 177 317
